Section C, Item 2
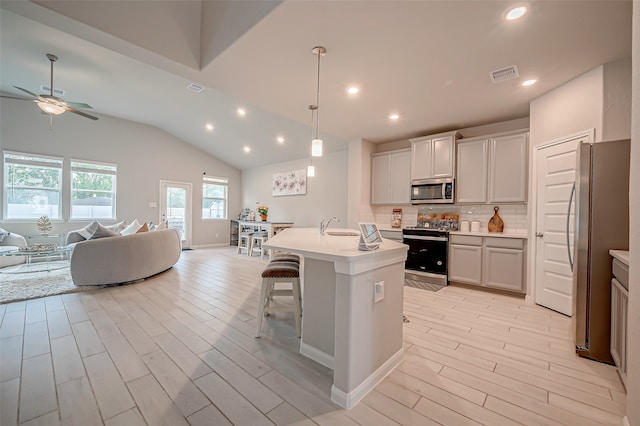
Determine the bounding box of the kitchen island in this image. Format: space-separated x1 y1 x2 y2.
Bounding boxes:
264 227 408 409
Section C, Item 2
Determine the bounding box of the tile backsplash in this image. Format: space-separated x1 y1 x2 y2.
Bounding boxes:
373 204 528 233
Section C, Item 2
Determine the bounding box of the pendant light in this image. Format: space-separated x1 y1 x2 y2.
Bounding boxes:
311 46 326 157
307 105 316 177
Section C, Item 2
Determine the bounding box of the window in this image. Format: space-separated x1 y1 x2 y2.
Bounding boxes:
71 159 117 220
202 176 228 219
3 151 63 220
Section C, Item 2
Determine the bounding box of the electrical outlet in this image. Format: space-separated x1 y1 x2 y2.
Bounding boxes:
374 281 384 303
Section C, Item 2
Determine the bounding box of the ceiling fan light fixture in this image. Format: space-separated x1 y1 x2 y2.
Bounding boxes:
37 102 65 115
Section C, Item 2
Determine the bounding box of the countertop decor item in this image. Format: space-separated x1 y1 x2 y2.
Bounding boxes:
257 205 269 221
488 206 504 233
37 215 53 234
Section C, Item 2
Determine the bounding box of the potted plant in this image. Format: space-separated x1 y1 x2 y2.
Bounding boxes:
257 205 269 221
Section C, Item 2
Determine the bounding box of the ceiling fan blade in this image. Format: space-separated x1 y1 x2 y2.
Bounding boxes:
0 94 35 101
65 101 93 109
13 86 40 98
65 106 99 120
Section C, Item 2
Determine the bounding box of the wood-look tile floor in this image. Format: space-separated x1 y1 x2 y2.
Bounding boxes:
0 247 625 425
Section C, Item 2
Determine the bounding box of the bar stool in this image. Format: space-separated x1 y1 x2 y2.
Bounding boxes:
250 231 269 259
255 261 302 338
237 231 254 255
270 253 301 264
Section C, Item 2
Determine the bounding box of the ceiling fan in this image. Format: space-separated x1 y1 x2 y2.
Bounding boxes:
1 53 98 121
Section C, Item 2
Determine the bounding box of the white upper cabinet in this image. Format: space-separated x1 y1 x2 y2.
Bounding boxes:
456 138 488 203
410 131 458 180
371 149 411 205
456 130 529 204
489 132 529 203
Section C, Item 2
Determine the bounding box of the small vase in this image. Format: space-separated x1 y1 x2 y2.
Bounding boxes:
260 214 268 222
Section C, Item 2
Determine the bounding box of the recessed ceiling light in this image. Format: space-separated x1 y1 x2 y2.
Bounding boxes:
277 136 285 144
389 113 400 121
243 146 251 153
522 79 537 86
347 87 359 95
237 108 246 117
205 123 214 131
505 6 527 20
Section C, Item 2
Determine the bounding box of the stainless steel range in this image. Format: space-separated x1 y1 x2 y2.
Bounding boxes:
403 227 449 286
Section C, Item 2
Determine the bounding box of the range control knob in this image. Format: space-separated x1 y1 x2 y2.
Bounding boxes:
437 261 443 266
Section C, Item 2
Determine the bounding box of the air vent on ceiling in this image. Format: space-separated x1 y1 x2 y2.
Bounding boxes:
186 83 204 93
489 65 519 83
41 85 65 97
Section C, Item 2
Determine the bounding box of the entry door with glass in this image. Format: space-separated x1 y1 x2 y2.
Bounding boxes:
160 181 192 248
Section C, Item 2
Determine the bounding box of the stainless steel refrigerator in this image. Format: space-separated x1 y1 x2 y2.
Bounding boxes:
571 139 630 364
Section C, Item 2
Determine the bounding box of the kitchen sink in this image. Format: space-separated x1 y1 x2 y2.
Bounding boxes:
325 231 360 237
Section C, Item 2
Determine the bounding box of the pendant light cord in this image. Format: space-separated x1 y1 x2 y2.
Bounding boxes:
315 50 321 140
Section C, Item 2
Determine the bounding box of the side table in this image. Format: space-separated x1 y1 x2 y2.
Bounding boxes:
26 233 66 246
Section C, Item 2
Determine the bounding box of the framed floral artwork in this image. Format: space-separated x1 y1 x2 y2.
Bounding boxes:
272 169 307 196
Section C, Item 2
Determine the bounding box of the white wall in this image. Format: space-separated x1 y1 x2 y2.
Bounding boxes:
602 58 633 142
530 66 605 147
0 98 241 246
241 150 348 228
626 2 639 424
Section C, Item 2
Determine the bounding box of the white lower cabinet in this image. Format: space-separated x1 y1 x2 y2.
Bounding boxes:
610 258 629 388
449 235 526 293
449 236 482 285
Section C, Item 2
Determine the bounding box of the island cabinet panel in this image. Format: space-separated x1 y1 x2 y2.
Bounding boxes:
456 129 528 204
449 235 526 293
371 149 410 205
410 131 458 180
456 138 488 203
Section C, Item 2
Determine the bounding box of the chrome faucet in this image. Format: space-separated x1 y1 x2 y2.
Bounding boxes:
320 216 339 235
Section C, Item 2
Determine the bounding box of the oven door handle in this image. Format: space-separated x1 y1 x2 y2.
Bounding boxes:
403 235 448 242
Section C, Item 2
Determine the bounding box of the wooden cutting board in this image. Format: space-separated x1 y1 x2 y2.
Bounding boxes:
488 206 504 233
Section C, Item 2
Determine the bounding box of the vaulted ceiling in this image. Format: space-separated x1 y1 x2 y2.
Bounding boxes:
0 1 632 170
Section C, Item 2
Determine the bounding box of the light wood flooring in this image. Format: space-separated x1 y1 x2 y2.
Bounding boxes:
0 247 626 425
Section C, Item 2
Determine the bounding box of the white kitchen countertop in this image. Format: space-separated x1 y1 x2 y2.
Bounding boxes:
449 230 528 239
610 250 629 266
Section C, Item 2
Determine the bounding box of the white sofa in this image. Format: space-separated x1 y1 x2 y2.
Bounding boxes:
0 232 27 268
67 228 182 286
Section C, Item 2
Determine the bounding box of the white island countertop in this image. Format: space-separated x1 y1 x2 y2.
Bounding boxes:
265 227 407 274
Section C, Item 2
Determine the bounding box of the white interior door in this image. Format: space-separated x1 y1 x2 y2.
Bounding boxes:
160 180 192 249
534 132 592 315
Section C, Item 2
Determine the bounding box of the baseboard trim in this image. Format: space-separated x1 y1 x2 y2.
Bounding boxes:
331 347 404 409
190 243 230 249
299 341 334 370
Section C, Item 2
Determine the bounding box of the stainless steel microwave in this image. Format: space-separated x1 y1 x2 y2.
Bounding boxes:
410 178 454 204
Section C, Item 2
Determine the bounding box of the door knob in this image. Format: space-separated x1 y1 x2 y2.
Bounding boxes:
536 232 544 237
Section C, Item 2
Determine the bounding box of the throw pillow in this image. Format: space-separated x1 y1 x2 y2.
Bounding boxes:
136 222 149 233
77 220 100 240
105 221 127 233
120 219 142 236
0 228 9 243
154 221 167 231
88 224 119 240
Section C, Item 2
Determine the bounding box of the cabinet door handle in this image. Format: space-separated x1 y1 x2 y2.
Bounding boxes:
536 232 544 238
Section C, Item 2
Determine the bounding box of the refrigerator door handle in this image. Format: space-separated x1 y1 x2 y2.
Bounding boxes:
566 181 576 272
